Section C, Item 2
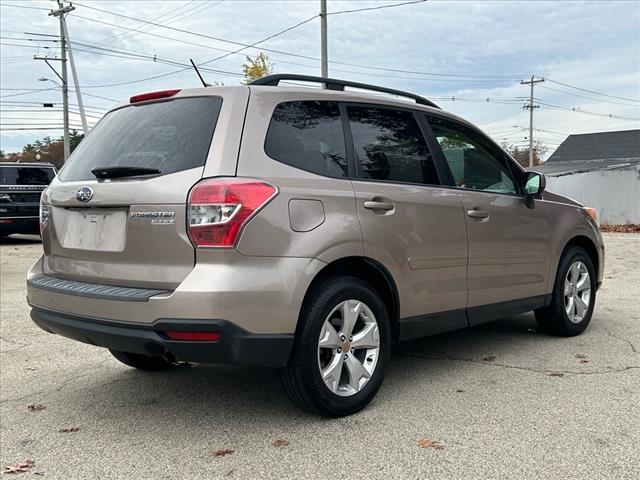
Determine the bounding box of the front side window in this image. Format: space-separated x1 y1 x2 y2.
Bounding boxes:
427 115 518 194
347 106 439 185
265 101 347 177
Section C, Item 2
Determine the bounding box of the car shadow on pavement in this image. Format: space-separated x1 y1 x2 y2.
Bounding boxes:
52 313 545 428
1 234 41 245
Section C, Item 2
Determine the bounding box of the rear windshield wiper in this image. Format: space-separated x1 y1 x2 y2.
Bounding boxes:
91 166 161 179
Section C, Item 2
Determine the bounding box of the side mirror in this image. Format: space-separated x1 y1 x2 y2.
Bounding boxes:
523 172 545 208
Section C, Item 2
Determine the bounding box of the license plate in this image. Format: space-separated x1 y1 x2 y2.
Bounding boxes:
62 209 127 251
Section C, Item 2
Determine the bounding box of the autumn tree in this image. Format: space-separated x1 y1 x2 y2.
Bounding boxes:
242 52 274 83
501 141 548 168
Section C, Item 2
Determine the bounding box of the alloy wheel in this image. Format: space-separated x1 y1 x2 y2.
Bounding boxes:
317 300 380 397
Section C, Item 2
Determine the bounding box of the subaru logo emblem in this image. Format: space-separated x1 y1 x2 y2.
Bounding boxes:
76 186 93 203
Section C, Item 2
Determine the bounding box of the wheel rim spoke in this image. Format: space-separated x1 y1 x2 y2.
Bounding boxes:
351 322 380 350
576 273 590 292
321 353 345 394
340 300 361 338
574 294 588 318
344 353 371 392
319 321 341 349
565 295 575 318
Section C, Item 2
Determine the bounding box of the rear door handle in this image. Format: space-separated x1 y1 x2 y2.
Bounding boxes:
364 201 395 212
467 209 489 219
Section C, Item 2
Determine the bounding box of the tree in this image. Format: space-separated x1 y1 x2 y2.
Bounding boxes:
501 141 548 168
242 52 274 83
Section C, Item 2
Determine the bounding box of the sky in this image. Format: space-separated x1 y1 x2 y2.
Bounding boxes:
1 0 639 159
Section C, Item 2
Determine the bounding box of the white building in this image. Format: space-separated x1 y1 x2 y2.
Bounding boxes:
532 129 640 225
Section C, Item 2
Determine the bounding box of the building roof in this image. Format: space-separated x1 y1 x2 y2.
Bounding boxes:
532 129 640 176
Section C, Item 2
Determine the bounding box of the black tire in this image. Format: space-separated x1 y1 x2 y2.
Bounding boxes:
280 276 391 417
535 246 597 336
110 350 175 371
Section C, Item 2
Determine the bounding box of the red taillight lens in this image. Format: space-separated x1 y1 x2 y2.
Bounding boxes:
39 189 50 236
164 331 221 341
188 178 277 248
130 89 181 103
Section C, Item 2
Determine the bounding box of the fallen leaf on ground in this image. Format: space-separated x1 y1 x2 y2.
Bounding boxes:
58 427 80 433
212 449 234 458
272 439 289 447
226 469 236 477
482 355 496 362
27 404 44 412
417 439 444 450
575 353 588 359
549 372 564 377
3 460 35 474
455 389 465 393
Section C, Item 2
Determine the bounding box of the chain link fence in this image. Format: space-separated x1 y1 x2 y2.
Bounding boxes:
544 164 640 225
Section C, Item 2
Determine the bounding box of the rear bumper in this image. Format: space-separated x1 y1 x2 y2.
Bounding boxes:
30 306 294 367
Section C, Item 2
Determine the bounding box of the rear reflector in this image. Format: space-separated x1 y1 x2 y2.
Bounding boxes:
130 89 181 104
164 331 221 341
188 178 277 248
0 219 12 224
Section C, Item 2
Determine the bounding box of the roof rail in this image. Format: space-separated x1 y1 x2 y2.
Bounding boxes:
249 74 440 109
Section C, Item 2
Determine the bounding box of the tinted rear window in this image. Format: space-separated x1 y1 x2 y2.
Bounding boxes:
348 106 439 185
0 166 55 185
59 97 222 181
265 101 347 177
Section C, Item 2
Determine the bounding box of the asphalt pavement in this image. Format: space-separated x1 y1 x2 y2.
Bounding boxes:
1 233 638 479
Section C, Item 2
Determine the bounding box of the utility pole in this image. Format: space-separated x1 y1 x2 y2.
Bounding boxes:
520 75 545 168
320 0 328 77
44 2 74 162
60 15 88 134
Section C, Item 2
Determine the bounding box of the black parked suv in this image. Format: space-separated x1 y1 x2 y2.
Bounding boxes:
0 162 56 237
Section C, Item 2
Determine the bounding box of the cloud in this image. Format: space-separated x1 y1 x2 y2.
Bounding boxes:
1 0 638 154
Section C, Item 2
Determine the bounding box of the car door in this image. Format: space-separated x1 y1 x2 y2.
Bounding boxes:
424 114 551 325
346 104 469 339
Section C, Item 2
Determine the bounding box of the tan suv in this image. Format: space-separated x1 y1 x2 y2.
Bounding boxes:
27 74 604 416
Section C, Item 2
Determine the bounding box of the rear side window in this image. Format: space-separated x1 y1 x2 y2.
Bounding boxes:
265 101 347 177
347 106 439 185
0 166 55 185
59 97 222 181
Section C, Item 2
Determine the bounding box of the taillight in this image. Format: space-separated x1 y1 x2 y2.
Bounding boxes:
188 178 277 248
129 89 181 103
39 189 50 235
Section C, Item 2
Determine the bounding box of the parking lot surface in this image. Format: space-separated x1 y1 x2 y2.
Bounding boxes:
1 234 638 479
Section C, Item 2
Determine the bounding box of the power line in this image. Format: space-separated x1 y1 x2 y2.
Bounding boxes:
69 4 524 81
0 3 50 11
545 78 640 103
536 100 639 121
538 84 640 108
327 0 426 16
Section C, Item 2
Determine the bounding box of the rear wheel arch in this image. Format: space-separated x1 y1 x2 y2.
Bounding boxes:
300 256 400 340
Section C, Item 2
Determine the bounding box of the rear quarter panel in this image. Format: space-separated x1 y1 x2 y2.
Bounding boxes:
234 89 364 262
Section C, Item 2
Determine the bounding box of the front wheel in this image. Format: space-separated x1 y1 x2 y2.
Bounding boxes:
535 246 597 336
281 276 391 417
110 350 175 371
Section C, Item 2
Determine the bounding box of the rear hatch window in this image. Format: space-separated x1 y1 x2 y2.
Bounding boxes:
1 166 55 185
59 97 222 182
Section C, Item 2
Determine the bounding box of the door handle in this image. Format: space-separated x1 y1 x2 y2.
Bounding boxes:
364 201 395 212
467 209 489 219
